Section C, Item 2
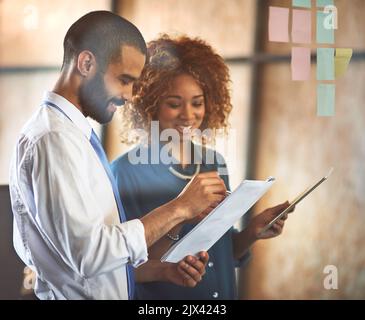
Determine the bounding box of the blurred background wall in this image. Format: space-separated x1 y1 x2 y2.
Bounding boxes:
245 0 365 300
0 0 364 299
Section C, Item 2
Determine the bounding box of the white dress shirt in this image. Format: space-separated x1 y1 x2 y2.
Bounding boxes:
9 91 148 300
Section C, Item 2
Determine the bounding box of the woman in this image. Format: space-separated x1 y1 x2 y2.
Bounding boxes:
111 35 290 299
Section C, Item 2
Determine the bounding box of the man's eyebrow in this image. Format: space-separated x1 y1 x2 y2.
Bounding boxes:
118 74 138 82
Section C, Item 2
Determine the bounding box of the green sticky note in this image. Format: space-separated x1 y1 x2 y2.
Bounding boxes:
317 11 335 44
335 48 353 78
317 0 334 7
317 84 335 117
317 48 335 80
293 0 311 8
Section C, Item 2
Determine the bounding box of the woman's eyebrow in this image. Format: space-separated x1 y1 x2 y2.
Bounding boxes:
165 95 204 99
165 95 182 99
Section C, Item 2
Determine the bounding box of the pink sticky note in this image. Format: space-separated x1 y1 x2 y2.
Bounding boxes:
269 6 289 42
291 47 311 81
292 9 312 44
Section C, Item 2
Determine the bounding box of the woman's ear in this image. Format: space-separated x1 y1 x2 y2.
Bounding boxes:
77 50 96 77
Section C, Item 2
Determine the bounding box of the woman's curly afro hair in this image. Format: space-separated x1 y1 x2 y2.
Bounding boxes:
120 34 232 144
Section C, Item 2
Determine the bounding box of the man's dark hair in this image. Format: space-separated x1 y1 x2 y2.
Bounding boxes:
62 11 146 71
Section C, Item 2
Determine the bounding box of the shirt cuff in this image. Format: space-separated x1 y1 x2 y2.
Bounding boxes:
122 219 148 267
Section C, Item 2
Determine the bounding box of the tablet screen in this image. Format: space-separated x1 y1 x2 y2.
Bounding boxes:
260 168 333 234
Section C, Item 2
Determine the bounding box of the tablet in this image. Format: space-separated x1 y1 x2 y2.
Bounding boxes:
259 168 334 235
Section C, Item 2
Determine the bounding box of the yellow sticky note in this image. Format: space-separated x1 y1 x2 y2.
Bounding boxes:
335 48 353 78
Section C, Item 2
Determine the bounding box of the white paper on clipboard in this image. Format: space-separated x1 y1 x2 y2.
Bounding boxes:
161 177 275 263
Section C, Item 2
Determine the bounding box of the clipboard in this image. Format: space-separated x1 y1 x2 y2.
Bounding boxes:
259 168 334 235
161 177 276 263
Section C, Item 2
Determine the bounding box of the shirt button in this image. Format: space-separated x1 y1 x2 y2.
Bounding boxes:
208 262 214 268
212 292 219 298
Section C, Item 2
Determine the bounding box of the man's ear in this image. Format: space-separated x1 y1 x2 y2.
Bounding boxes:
77 50 96 77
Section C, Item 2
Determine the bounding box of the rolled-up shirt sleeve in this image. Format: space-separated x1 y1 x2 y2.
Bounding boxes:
31 131 148 278
120 219 147 267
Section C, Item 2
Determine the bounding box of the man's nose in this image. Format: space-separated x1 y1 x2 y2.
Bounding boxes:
121 88 133 102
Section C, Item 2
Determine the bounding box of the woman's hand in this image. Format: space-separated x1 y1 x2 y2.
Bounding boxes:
248 201 294 240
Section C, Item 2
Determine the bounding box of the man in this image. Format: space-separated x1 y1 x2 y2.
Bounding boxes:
9 11 227 300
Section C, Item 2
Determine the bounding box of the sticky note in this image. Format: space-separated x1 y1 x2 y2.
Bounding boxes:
292 9 312 44
269 7 289 42
317 11 335 44
293 0 311 8
317 48 334 80
317 84 335 116
335 48 353 78
291 47 311 81
317 0 334 7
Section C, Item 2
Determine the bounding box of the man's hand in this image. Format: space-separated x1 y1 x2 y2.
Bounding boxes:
141 172 225 247
175 171 226 221
248 201 294 240
164 251 209 287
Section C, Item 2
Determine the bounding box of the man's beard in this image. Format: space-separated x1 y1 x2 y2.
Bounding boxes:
78 72 126 124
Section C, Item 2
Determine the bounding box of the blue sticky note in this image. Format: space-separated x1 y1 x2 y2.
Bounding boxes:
317 48 335 80
293 0 311 8
317 0 334 7
317 84 335 117
317 11 335 44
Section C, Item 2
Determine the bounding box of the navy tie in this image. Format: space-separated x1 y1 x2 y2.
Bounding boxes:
89 129 135 300
43 101 134 299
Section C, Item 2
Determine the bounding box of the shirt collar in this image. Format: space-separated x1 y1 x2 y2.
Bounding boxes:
43 91 92 140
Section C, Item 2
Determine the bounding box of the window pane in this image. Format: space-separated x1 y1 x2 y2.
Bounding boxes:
0 0 111 66
118 0 257 57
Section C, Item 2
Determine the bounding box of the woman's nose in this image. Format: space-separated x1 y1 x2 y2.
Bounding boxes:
180 105 194 120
